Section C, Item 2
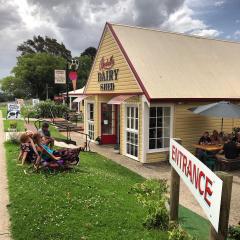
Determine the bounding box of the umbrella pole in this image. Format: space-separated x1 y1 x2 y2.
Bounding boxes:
221 118 223 133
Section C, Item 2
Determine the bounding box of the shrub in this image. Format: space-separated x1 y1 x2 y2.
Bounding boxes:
131 179 169 230
34 100 70 118
228 225 240 240
21 105 39 119
168 224 196 240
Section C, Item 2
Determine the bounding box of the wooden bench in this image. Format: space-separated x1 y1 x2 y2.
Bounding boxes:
215 154 240 171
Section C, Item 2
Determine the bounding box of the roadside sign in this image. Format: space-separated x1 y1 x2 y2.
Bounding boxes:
32 98 40 106
169 139 223 232
16 99 24 105
54 70 66 84
7 103 21 119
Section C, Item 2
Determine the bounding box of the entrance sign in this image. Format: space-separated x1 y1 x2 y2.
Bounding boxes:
169 139 223 232
54 70 66 84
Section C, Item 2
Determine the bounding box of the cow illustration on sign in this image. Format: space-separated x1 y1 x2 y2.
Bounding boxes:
69 59 79 91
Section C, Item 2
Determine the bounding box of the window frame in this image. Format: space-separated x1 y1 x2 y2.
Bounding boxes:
125 104 139 161
87 102 95 141
147 104 174 153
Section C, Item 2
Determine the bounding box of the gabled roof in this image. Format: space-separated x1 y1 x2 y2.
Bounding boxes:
108 23 240 100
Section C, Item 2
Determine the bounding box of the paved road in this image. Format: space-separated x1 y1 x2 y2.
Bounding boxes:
0 114 11 239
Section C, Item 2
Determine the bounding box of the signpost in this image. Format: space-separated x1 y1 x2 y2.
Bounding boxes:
32 98 40 106
169 138 233 239
54 70 66 84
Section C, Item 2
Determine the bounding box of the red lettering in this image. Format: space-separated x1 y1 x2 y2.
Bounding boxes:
187 160 192 181
204 176 213 207
182 155 187 175
179 151 183 169
192 164 199 189
198 171 205 195
172 145 176 161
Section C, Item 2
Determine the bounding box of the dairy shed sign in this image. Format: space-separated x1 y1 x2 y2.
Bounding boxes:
169 139 223 232
97 56 119 91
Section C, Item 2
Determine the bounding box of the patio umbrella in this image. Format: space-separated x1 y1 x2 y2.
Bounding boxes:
188 101 240 132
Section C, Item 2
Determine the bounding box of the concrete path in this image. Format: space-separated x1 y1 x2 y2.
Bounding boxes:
0 114 11 239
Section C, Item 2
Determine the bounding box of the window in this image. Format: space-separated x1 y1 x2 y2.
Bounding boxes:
126 106 138 159
87 103 94 140
149 106 171 150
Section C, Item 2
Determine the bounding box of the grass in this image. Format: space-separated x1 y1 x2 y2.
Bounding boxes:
4 120 25 132
6 142 169 240
0 105 7 118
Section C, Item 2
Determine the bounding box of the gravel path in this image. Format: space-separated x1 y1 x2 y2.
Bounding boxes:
0 114 11 240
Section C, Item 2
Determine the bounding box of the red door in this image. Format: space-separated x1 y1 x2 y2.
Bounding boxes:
101 103 117 144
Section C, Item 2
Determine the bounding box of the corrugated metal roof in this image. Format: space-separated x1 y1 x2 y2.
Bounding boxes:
110 23 240 99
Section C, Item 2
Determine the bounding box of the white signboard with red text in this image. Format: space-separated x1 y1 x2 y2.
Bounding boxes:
169 139 223 232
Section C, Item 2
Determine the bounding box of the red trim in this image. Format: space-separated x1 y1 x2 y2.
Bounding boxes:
107 23 151 102
150 98 240 103
84 92 143 96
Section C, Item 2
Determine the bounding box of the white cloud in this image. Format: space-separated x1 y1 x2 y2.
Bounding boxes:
162 4 221 38
236 19 240 24
234 30 240 38
192 29 220 38
214 1 225 7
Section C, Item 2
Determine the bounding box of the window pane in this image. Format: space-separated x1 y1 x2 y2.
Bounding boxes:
136 107 138 118
164 127 170 138
135 134 138 145
135 146 138 157
150 118 156 128
149 139 156 149
157 117 163 127
164 107 170 116
149 128 156 138
157 138 163 148
163 138 170 148
131 107 134 118
157 128 163 138
135 118 138 130
164 116 170 128
127 107 130 117
131 118 134 129
127 117 130 128
150 107 156 117
157 107 163 116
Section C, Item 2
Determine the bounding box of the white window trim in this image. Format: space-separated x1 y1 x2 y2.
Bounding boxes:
124 103 139 161
147 104 174 153
86 101 95 142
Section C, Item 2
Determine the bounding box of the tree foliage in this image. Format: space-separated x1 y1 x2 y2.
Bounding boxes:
17 35 72 60
1 76 30 99
12 53 67 99
81 47 97 59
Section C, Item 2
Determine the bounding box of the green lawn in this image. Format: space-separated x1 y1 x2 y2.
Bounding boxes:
3 120 25 132
6 142 169 240
0 105 7 118
5 138 209 240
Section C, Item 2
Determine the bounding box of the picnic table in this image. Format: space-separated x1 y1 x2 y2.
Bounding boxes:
193 144 223 152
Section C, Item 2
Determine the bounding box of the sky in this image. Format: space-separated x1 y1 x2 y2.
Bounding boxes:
1 0 240 79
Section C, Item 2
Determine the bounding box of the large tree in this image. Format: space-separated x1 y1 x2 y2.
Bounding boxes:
1 76 30 99
80 47 97 60
12 53 67 99
17 35 72 60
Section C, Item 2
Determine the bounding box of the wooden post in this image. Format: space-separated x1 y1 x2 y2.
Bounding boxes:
209 171 233 240
169 138 182 222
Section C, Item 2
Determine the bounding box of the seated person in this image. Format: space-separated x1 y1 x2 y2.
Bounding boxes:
18 133 40 165
32 133 81 167
210 130 221 144
223 135 239 159
198 131 211 145
38 122 54 148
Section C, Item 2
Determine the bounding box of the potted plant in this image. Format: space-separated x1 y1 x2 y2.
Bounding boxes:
95 136 102 145
9 121 17 132
114 144 120 153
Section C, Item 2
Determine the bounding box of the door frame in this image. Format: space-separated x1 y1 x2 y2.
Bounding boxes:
100 103 117 144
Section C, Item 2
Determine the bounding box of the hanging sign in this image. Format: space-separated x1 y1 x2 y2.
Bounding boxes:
97 56 119 91
69 71 78 91
55 70 66 84
169 139 223 232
